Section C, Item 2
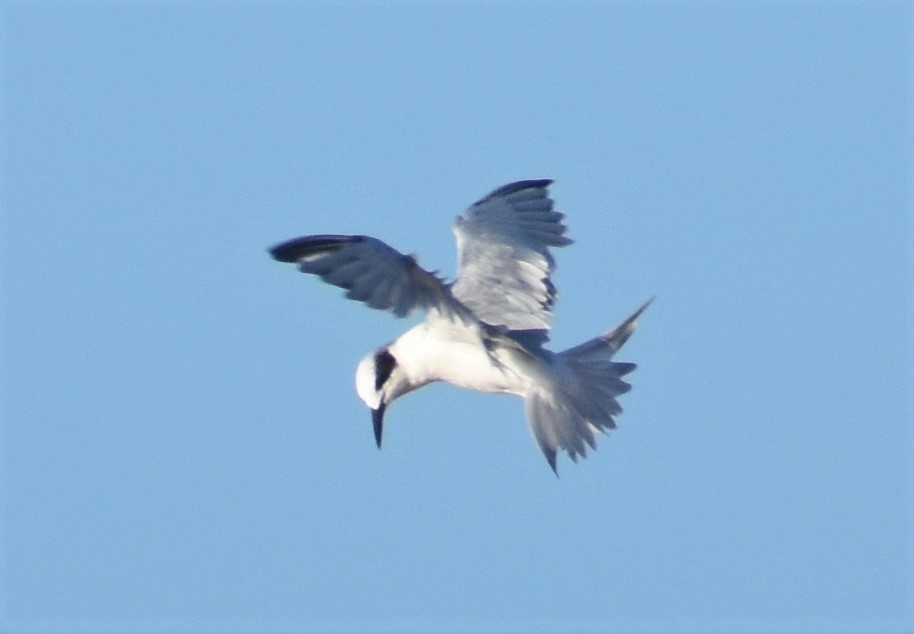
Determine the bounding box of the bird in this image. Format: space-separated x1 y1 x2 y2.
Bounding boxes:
269 179 651 473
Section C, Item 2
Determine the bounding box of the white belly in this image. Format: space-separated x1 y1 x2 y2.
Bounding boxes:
390 322 535 396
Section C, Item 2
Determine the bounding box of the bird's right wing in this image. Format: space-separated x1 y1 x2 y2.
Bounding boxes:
269 234 468 321
451 180 572 334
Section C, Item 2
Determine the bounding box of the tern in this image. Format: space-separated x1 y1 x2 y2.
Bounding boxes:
269 180 650 473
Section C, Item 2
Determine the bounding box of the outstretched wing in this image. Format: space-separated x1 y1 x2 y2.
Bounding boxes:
269 234 463 319
451 180 572 334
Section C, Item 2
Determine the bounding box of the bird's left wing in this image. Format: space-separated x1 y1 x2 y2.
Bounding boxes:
269 234 466 320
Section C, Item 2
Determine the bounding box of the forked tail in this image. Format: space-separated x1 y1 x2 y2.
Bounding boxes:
524 298 653 473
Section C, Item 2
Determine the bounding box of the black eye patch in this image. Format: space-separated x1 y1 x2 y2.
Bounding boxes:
374 349 396 391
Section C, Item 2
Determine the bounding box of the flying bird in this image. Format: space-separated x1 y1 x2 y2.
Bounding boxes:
269 180 651 473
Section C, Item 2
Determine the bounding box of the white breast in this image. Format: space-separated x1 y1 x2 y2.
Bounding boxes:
389 321 532 396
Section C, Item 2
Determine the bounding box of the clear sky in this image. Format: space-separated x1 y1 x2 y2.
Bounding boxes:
1 2 911 632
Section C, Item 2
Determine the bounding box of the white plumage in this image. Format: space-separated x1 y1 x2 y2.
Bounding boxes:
270 180 650 473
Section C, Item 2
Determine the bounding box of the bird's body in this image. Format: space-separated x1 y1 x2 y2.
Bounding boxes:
270 180 650 472
386 322 528 396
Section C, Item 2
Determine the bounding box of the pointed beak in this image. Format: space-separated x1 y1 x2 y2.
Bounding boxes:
371 402 386 449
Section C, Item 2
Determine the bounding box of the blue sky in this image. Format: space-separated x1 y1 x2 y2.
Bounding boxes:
1 2 911 632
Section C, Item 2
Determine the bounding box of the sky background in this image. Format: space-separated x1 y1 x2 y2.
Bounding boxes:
1 2 912 632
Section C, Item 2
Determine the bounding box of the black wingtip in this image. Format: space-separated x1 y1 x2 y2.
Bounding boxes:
268 234 364 263
268 237 307 263
475 179 554 205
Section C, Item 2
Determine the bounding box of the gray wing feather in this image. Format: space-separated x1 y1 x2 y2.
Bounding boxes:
452 180 571 334
269 234 460 318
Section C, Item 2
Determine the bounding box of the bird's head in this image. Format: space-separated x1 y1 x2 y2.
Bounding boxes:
355 346 406 448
